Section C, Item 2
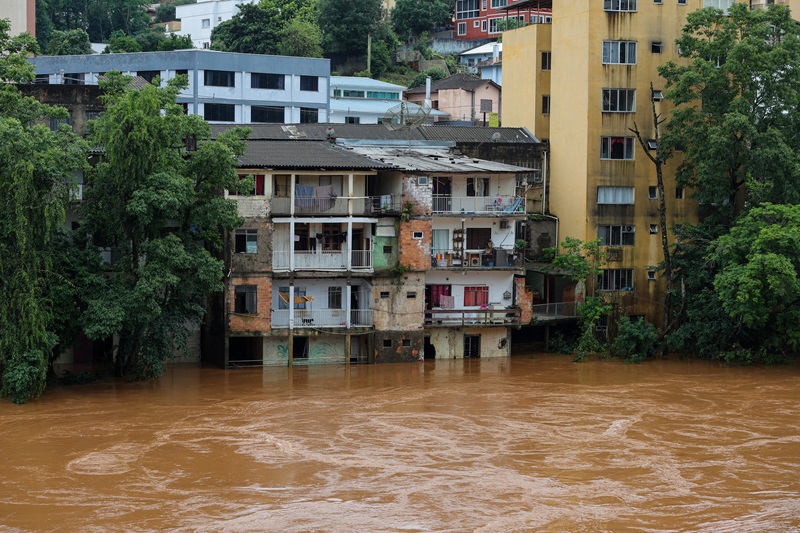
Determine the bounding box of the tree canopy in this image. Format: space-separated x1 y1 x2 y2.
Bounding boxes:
0 20 88 403
36 0 151 50
45 28 92 55
391 0 452 39
318 0 385 55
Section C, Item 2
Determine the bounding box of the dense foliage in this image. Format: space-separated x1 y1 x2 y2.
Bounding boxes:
390 0 452 39
318 0 385 55
36 0 151 50
45 28 92 55
0 20 88 403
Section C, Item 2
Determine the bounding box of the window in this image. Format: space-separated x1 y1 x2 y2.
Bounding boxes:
234 285 257 314
488 18 503 34
598 186 635 204
64 73 84 85
648 270 657 280
300 107 318 123
651 41 663 53
602 41 637 64
251 73 284 90
203 42 210 49
467 227 492 249
542 95 550 115
230 174 266 196
678 0 686 5
380 291 390 299
467 177 490 196
328 287 342 309
491 0 507 6
383 339 392 347
648 186 658 200
604 0 637 11
704 0 734 8
482 20 487 31
407 291 417 299
367 91 399 100
458 22 467 35
456 0 479 19
176 69 188 77
273 175 289 197
137 70 160 83
251 105 284 124
676 187 684 199
464 286 489 307
204 103 235 122
322 223 342 251
601 137 635 159
464 334 481 358
345 116 360 124
602 89 636 112
597 225 635 246
647 139 658 150
652 90 664 102
654 0 662 3
35 74 49 84
300 76 319 91
402 339 411 347
541 51 551 70
412 231 424 239
204 70 235 87
598 269 634 291
482 0 487 8
278 287 306 309
474 20 481 27
201 18 210 28
383 245 393 254
235 229 258 253
650 224 658 234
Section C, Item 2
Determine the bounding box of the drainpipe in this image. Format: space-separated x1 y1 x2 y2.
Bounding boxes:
536 148 558 250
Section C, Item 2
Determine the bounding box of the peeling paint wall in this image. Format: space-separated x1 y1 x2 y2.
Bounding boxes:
426 326 510 359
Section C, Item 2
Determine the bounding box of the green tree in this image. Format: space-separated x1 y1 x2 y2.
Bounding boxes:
659 4 800 230
80 72 248 380
278 18 323 58
391 0 452 39
155 0 197 23
408 67 446 89
106 31 142 53
369 26 399 78
0 20 88 403
45 28 92 55
157 33 195 52
211 3 281 55
318 0 384 55
709 203 800 356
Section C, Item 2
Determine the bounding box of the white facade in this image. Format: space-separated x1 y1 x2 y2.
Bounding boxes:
175 0 258 49
29 50 331 125
460 42 502 74
329 76 405 125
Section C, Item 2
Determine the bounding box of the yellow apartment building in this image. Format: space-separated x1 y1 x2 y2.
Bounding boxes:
502 0 787 324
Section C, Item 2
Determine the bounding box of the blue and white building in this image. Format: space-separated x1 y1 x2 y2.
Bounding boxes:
328 76 405 125
29 49 330 124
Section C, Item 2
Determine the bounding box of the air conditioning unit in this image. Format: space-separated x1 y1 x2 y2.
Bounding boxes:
624 225 634 232
499 220 509 229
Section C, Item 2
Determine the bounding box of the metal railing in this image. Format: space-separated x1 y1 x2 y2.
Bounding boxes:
270 195 400 216
430 249 522 268
273 250 373 271
531 302 579 318
424 308 521 326
272 308 373 328
432 195 525 215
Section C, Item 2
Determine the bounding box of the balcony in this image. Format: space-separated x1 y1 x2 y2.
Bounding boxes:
432 195 525 215
424 308 521 326
531 302 579 322
431 248 523 269
273 250 373 272
272 308 373 329
271 195 400 216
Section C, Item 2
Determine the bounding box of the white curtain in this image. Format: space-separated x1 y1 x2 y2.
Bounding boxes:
432 229 449 254
597 186 634 205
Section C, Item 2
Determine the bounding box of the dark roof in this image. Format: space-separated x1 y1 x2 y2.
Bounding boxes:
405 74 499 94
237 140 395 170
212 123 539 144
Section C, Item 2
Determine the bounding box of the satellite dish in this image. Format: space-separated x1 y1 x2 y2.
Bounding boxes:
382 101 432 131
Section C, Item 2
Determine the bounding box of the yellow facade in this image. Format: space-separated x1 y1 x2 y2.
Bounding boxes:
502 1 737 323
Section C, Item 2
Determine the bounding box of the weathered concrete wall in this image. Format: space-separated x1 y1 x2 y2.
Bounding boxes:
231 195 269 218
373 331 424 363
426 326 510 359
527 218 557 259
373 235 399 271
371 274 425 331
230 220 272 274
263 336 290 366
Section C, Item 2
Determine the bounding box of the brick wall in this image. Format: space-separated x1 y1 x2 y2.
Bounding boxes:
228 275 271 333
398 219 432 271
402 174 432 216
515 275 534 325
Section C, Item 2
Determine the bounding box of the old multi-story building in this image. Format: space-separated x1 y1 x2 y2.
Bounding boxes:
5 0 36 36
28 49 330 125
501 0 720 325
454 0 551 40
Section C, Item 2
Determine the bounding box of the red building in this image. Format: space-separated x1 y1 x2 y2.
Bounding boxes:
454 0 552 41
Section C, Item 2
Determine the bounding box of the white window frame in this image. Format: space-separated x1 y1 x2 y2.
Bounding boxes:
201 18 210 28
456 0 480 19
601 137 635 160
648 186 658 200
474 20 481 27
458 22 467 35
488 17 504 34
598 269 634 291
598 225 636 246
602 89 636 112
481 19 487 31
490 0 507 7
597 186 635 204
604 0 637 11
602 41 637 65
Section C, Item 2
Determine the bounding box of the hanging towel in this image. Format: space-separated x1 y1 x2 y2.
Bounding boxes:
279 293 315 304
440 295 455 309
314 185 335 211
295 184 314 208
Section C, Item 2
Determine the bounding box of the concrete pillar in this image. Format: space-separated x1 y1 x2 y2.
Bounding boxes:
290 173 296 216
346 220 353 270
345 334 351 366
288 332 294 367
289 220 295 271
346 282 352 330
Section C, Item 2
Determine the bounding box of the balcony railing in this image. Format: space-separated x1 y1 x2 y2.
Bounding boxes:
271 195 400 216
431 249 522 269
531 302 579 319
272 308 373 329
432 195 525 215
424 308 521 326
273 250 373 271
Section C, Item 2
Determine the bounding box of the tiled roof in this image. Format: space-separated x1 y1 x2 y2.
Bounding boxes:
237 140 395 170
405 73 498 94
212 123 539 144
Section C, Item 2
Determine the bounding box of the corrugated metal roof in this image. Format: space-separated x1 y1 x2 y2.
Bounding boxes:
238 140 395 170
211 123 539 144
346 146 530 173
406 74 498 94
460 42 502 57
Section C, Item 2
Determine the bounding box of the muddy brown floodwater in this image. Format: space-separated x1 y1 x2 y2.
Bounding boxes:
1 355 800 532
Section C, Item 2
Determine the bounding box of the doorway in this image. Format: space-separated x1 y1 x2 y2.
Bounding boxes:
293 336 309 360
424 336 436 360
464 334 481 359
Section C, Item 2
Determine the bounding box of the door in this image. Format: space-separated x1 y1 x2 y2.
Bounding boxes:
432 176 452 212
464 334 481 359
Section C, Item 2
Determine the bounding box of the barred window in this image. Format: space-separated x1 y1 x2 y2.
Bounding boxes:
602 89 636 112
602 41 637 64
601 136 635 159
598 269 634 291
597 225 635 246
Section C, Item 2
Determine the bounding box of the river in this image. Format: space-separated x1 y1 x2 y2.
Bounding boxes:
1 355 799 532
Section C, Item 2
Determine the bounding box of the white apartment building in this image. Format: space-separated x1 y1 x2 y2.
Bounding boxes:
175 0 257 49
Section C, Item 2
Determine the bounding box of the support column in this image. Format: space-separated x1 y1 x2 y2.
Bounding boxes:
288 332 294 367
346 282 352 330
345 334 351 366
289 220 295 271
346 220 353 270
348 173 354 215
290 173 296 216
288 284 295 367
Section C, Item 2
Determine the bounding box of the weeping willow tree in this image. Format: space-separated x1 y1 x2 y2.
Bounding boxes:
0 19 88 403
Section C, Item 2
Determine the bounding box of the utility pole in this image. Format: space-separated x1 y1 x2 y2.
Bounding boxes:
367 33 372 76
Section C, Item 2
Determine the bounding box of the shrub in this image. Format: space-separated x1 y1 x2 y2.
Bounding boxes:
611 316 659 363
